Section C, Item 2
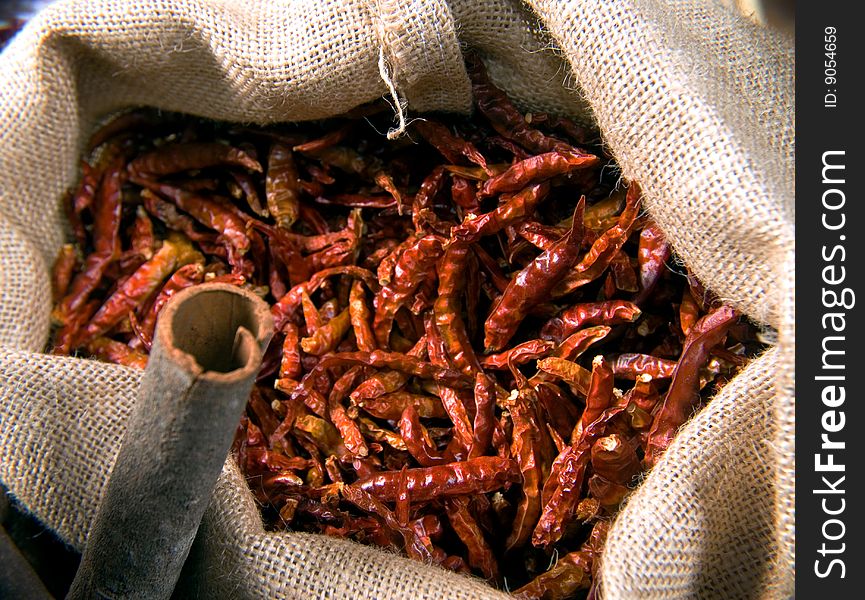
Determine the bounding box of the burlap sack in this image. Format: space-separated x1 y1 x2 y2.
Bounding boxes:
0 0 794 598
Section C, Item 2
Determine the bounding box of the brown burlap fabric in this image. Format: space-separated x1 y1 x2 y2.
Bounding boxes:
0 1 794 598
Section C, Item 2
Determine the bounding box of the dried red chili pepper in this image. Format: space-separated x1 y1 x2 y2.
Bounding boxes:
451 183 549 243
128 141 261 178
591 434 640 484
444 496 500 582
354 391 448 421
505 380 553 551
611 353 677 380
645 305 739 466
434 241 482 376
356 456 520 502
80 233 202 343
135 179 251 255
348 279 376 352
372 235 445 347
479 339 555 370
266 142 302 229
512 550 592 599
485 198 586 352
540 300 641 343
399 405 448 467
553 183 641 296
84 336 148 370
55 156 125 330
413 120 490 174
51 244 78 306
300 307 351 356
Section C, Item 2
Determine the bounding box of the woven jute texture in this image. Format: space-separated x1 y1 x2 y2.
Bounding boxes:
0 1 794 598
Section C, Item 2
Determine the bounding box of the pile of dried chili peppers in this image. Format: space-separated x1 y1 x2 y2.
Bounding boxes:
49 57 765 598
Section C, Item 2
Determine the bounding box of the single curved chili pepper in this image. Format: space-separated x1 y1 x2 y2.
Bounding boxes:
484 197 586 352
479 339 555 370
85 336 149 369
573 355 615 440
356 456 520 502
358 417 407 452
444 496 500 583
245 447 311 474
376 234 418 286
477 151 597 199
373 171 404 214
140 189 212 243
373 235 445 348
278 323 302 380
468 372 496 460
349 369 410 403
399 405 448 466
611 353 677 379
293 125 352 154
632 219 670 304
451 183 550 243
434 241 482 376
411 165 447 234
591 434 640 485
51 244 78 307
349 335 427 404
540 300 641 343
609 251 639 292
327 366 369 458
265 142 302 229
645 305 739 467
349 279 376 352
413 120 491 174
135 179 251 255
128 141 262 178
532 406 626 547
228 169 268 217
300 307 351 355
80 233 203 343
505 382 551 552
424 316 474 456
553 184 641 296
354 391 448 421
124 206 156 263
512 550 592 599
679 287 701 337
450 174 479 212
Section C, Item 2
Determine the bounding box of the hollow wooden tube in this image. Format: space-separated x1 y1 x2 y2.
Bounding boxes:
67 283 273 600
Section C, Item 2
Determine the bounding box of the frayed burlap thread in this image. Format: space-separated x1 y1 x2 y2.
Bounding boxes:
0 1 793 598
